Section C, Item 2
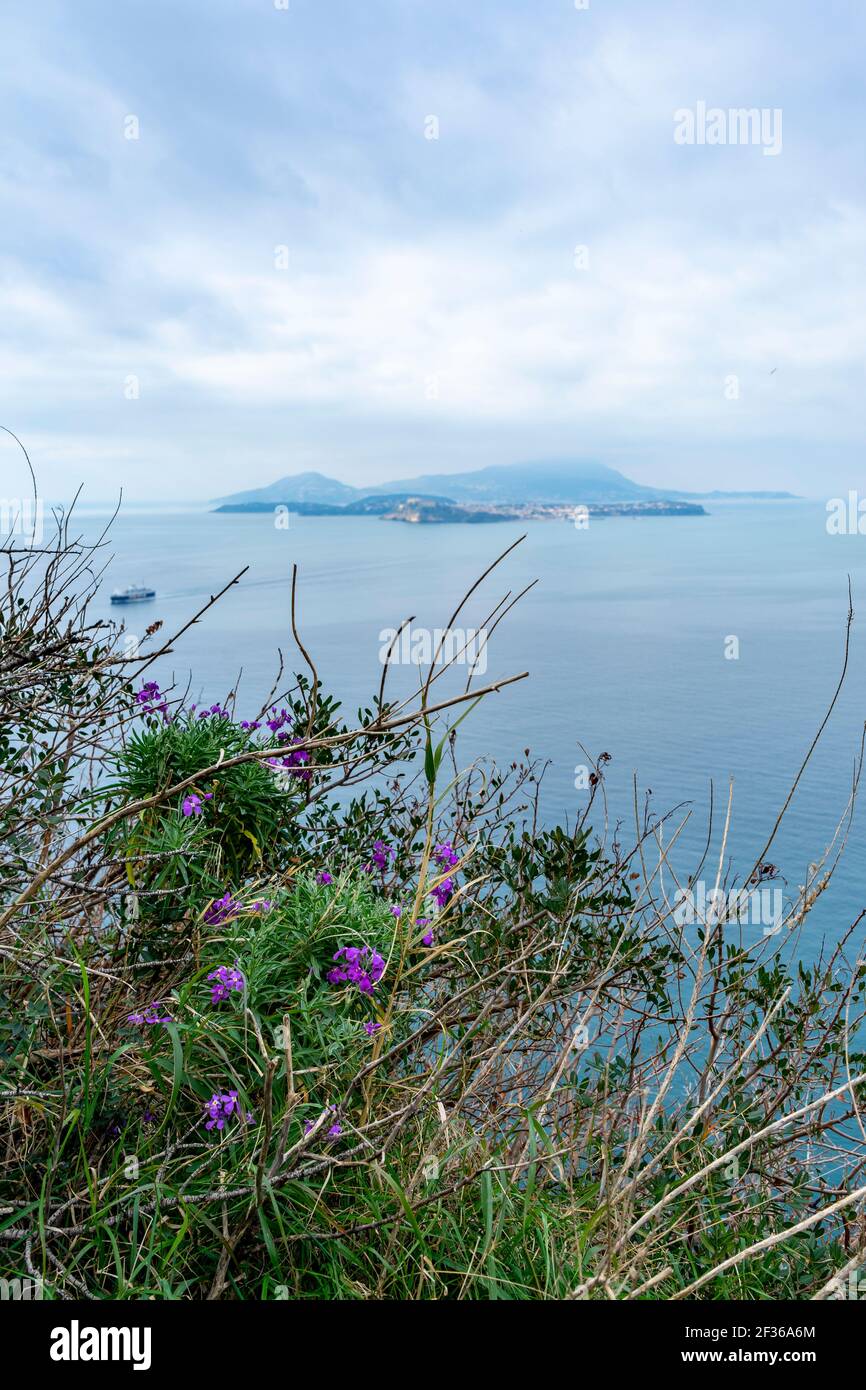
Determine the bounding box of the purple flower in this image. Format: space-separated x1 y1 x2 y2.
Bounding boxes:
434 841 459 868
431 877 454 910
203 892 269 925
317 870 333 885
266 706 292 734
363 839 394 873
241 720 261 731
127 1000 173 1025
206 963 245 1004
204 1090 239 1132
182 791 212 817
390 905 402 918
136 680 170 720
328 944 386 995
416 917 434 947
364 1020 381 1036
203 891 241 926
267 743 312 783
198 702 230 721
284 744 311 779
304 1104 341 1137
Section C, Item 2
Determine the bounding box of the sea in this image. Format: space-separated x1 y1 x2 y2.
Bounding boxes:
67 497 865 969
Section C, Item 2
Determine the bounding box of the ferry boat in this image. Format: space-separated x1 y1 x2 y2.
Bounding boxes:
110 584 156 605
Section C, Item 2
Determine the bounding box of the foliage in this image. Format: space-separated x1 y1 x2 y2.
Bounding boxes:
2 512 865 1301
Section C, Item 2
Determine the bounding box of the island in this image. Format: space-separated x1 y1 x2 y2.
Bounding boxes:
214 495 707 524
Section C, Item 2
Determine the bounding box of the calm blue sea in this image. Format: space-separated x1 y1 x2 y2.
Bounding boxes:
81 499 864 965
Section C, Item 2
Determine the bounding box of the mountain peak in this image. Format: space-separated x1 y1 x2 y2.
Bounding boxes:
214 472 359 506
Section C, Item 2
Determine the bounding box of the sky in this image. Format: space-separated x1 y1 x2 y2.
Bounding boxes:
0 0 864 501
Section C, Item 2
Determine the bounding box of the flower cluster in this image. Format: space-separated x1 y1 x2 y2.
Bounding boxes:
203 892 270 925
288 744 312 773
127 1001 172 1025
267 742 312 782
207 963 245 1003
195 702 230 721
204 1090 239 1132
434 841 459 868
182 791 212 817
136 680 170 720
431 878 454 909
240 719 261 731
429 839 459 908
266 706 292 735
327 944 385 995
203 891 241 926
364 839 394 874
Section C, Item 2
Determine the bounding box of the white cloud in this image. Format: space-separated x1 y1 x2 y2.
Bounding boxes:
0 0 864 497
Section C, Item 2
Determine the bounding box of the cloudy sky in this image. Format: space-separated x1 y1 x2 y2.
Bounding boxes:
1 0 864 500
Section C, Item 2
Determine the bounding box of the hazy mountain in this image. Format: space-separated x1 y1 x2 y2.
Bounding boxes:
214 471 359 506
217 460 661 507
215 460 797 509
367 459 663 504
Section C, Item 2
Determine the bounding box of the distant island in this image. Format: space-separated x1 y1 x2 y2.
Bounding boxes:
216 495 707 524
213 459 795 525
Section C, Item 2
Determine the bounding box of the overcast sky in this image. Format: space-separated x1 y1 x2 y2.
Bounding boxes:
1 0 864 501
